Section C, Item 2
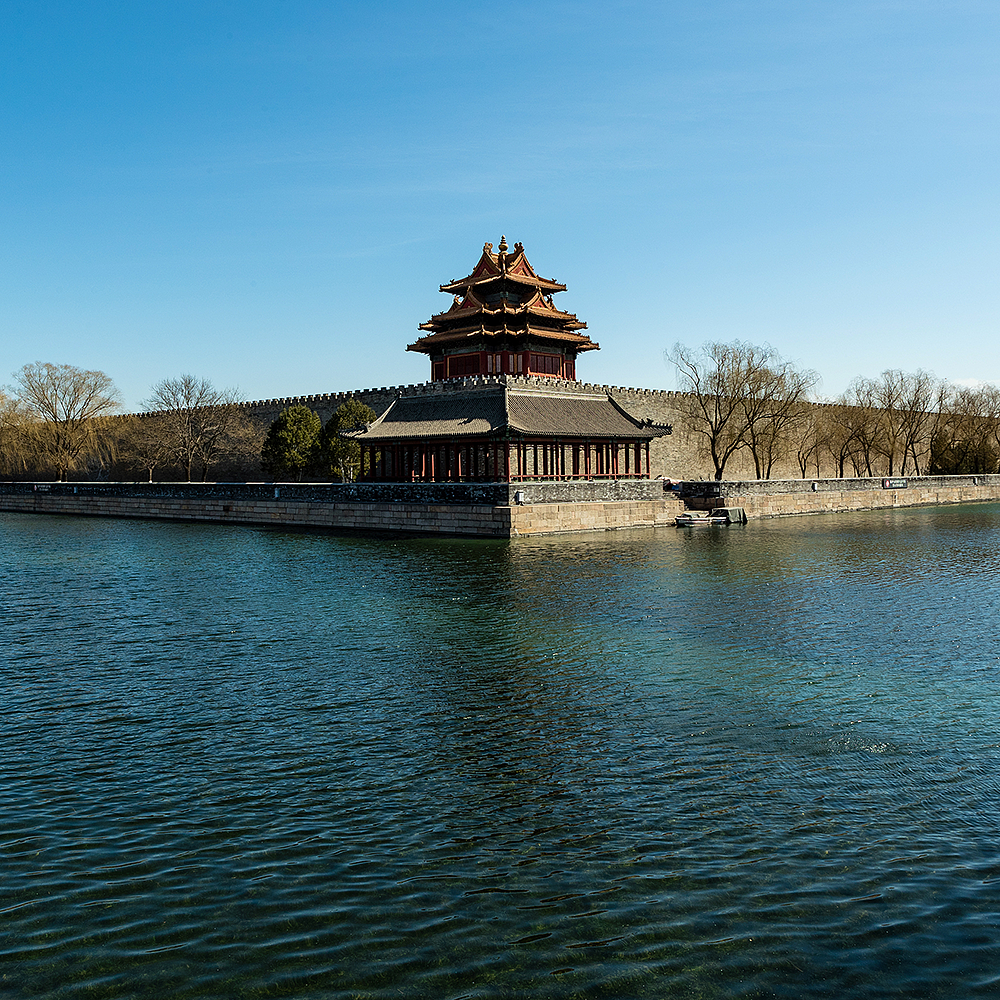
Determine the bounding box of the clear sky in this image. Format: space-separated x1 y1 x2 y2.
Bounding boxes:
2 0 997 409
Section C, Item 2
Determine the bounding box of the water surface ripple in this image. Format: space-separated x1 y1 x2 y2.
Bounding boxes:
2 505 1000 998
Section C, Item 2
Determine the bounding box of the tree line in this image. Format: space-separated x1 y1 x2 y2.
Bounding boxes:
0 363 261 482
5 353 998 484
260 401 376 482
668 341 1000 480
0 361 379 483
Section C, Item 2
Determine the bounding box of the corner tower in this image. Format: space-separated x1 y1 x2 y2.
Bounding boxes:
407 236 599 381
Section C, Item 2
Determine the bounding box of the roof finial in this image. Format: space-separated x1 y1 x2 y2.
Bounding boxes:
498 235 508 254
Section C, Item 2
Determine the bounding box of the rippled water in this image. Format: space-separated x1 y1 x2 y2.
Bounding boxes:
3 504 1000 999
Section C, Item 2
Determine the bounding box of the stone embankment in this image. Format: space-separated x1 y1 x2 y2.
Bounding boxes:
2 476 997 538
0 481 685 538
681 474 1000 517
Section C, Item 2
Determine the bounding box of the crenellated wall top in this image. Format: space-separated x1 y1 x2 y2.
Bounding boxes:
236 376 687 412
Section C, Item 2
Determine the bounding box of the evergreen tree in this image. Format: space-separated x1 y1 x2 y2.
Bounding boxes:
316 399 376 481
261 405 321 481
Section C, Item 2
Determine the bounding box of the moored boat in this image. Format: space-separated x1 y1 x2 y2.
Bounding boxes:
674 506 747 527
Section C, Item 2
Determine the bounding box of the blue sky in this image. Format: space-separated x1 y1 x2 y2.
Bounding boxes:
2 0 997 409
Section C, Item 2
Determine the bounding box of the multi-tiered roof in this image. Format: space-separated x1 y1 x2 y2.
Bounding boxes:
407 237 599 381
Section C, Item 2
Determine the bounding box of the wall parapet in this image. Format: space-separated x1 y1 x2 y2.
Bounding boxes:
235 375 683 413
0 478 665 508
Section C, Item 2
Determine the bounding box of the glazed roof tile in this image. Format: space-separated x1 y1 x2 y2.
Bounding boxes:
407 326 600 352
440 243 565 294
350 386 660 442
413 238 596 359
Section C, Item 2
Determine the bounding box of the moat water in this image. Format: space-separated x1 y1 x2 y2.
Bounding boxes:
2 504 1000 999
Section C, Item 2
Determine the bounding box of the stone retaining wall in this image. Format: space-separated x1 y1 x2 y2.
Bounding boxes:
510 499 680 535
0 478 663 506
683 474 1000 517
0 483 687 537
7 476 996 534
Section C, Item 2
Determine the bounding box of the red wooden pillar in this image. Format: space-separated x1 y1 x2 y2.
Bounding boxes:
645 442 650 478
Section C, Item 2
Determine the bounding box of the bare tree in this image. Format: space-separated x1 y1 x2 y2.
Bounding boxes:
204 407 265 481
668 340 815 480
980 384 1000 467
837 370 941 477
838 379 886 476
114 413 175 482
143 375 244 481
0 390 31 477
795 403 826 478
740 359 817 478
872 369 939 476
12 362 122 480
930 383 1000 474
668 342 757 480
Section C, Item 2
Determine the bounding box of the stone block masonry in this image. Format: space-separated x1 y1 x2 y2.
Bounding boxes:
5 476 996 537
0 482 687 538
682 475 1000 517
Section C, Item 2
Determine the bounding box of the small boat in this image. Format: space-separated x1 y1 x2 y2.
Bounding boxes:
675 512 728 526
674 506 748 527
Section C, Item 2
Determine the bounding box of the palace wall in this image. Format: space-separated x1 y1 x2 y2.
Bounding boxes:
234 375 824 483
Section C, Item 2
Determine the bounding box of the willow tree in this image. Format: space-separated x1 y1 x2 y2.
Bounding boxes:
12 362 122 480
